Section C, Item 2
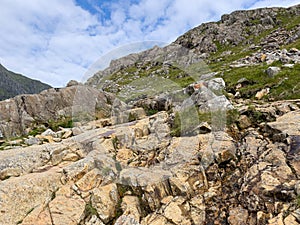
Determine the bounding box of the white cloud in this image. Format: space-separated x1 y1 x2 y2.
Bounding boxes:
0 0 298 87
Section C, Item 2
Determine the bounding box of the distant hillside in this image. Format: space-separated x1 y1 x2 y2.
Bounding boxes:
0 64 51 100
87 4 300 101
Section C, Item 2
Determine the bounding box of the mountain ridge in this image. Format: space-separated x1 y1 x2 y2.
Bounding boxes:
0 64 51 101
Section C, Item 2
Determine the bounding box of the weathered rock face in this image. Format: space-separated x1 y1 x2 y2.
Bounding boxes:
175 5 300 53
0 85 113 138
0 99 298 225
86 44 204 89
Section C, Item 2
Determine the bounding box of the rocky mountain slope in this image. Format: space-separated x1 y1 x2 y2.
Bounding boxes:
0 4 300 225
0 64 51 101
87 4 300 101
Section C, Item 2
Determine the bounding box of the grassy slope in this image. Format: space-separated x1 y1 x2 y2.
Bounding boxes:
96 7 300 101
207 9 300 100
0 64 51 100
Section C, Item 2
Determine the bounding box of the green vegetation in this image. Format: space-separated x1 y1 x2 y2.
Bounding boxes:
203 8 300 101
28 126 46 136
101 166 113 176
170 108 240 137
112 136 120 151
0 64 51 101
220 63 300 100
277 9 300 31
296 195 300 207
245 105 266 124
28 117 73 136
103 62 195 96
128 112 138 122
84 201 99 218
46 117 74 131
143 107 159 116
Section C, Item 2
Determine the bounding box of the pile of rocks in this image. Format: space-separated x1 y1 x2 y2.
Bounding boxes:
230 47 300 68
0 96 299 224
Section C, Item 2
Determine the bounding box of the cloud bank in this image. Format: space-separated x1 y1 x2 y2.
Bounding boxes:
0 0 298 87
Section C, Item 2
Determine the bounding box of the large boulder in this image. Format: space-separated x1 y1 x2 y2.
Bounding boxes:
0 168 62 225
0 85 113 138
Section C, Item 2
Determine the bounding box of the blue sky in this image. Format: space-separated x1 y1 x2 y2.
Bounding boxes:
0 0 299 87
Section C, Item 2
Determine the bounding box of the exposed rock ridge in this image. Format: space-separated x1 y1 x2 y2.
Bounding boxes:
175 4 300 53
0 99 299 224
0 85 113 138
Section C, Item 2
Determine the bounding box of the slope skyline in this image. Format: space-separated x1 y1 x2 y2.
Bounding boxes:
0 0 299 87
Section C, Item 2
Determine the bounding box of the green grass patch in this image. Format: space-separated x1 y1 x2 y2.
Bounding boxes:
47 117 74 131
28 126 46 136
219 62 300 100
170 108 240 137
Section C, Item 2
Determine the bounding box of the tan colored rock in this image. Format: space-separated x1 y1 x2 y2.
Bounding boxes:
267 110 300 135
62 149 118 184
120 167 172 210
91 183 120 223
190 196 206 225
268 213 284 225
257 211 271 224
260 172 281 191
261 53 267 62
197 132 236 168
72 127 84 136
228 206 248 225
169 165 207 197
63 152 80 162
116 148 134 163
49 186 86 225
0 167 22 180
121 196 142 221
238 115 252 129
53 137 62 142
7 138 23 145
283 215 299 225
20 205 52 225
163 197 191 225
133 120 149 137
0 168 62 225
75 168 103 192
161 196 174 205
255 88 270 100
51 150 69 165
0 85 113 138
142 214 172 225
120 167 172 187
130 108 147 120
62 130 73 139
112 108 146 125
36 135 55 143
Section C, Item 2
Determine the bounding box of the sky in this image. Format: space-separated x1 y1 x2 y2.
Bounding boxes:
0 0 299 87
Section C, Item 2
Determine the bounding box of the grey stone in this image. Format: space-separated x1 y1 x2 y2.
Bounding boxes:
266 66 280 78
66 80 80 87
24 136 41 145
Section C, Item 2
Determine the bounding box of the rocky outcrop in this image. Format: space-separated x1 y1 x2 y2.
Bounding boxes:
0 98 299 225
85 4 300 105
175 5 300 53
0 85 114 138
86 44 204 89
